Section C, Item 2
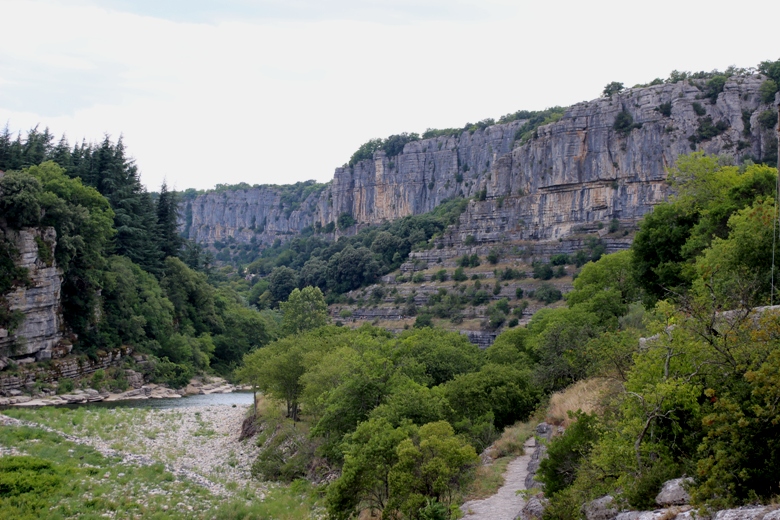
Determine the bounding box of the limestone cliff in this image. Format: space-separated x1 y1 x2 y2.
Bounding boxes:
182 74 776 248
0 227 66 367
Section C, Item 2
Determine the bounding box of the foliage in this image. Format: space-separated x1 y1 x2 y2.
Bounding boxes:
688 116 729 147
602 82 625 97
245 197 467 298
656 102 672 117
512 107 566 144
613 111 642 135
537 411 600 494
533 283 562 304
280 286 328 335
631 153 777 302
758 109 778 130
349 133 421 166
759 79 778 103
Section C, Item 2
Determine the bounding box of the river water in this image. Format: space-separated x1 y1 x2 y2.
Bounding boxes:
0 391 257 412
85 391 256 410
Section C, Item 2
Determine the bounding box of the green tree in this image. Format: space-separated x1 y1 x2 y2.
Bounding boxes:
280 286 328 335
327 418 416 519
268 266 298 304
444 363 539 430
394 328 481 387
0 170 43 228
155 182 184 259
603 81 625 97
388 421 479 518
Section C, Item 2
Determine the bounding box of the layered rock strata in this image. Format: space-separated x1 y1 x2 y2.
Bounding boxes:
0 227 65 363
182 75 776 250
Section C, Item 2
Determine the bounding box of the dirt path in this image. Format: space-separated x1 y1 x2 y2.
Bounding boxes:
460 437 536 520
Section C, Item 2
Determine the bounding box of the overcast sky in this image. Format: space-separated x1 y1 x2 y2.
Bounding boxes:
1 0 777 191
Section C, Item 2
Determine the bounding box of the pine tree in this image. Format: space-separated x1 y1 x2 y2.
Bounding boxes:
156 181 184 259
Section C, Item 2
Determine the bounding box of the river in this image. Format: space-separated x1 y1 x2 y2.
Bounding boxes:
0 391 256 411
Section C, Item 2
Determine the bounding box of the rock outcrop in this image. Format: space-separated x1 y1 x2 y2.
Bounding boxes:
0 346 131 396
0 227 65 363
181 74 776 252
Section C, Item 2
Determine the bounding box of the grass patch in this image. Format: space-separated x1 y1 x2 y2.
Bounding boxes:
493 420 536 458
465 456 513 500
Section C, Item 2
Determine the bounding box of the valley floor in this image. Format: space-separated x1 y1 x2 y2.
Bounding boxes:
0 404 321 519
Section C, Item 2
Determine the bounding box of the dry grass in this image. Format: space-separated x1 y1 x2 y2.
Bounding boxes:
492 420 537 459
546 378 619 427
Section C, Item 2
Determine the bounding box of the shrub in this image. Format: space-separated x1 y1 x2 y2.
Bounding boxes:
339 309 353 318
414 313 433 328
434 269 448 282
337 213 356 230
494 298 510 314
613 111 641 135
692 102 706 116
459 254 480 268
602 81 624 97
464 234 476 246
656 102 672 117
758 109 778 130
472 290 489 306
487 248 500 265
537 411 600 494
56 378 74 394
153 358 193 388
412 273 425 283
608 218 620 233
550 254 570 266
493 281 502 296
0 456 63 499
760 79 778 103
90 369 105 390
453 267 468 282
513 301 528 316
534 283 562 304
515 287 524 299
532 262 553 280
688 116 729 146
553 266 566 278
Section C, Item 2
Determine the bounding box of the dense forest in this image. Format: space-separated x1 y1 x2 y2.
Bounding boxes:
0 132 276 383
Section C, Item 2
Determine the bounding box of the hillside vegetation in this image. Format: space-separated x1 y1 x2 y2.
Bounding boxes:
231 152 780 519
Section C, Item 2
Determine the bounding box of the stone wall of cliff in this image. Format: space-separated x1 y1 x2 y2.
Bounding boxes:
0 227 67 368
181 74 776 249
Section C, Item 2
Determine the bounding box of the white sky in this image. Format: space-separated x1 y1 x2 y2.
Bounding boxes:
0 0 777 191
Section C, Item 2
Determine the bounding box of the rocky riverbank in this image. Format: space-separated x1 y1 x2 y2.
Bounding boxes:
0 376 244 407
0 401 263 493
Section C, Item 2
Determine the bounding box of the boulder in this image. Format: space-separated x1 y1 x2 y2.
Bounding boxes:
655 478 693 506
517 493 547 519
125 370 144 389
582 495 618 520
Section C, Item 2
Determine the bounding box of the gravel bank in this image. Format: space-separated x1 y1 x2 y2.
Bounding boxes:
0 403 264 498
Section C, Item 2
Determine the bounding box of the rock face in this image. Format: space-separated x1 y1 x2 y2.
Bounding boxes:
0 227 65 362
181 75 776 251
0 346 131 396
